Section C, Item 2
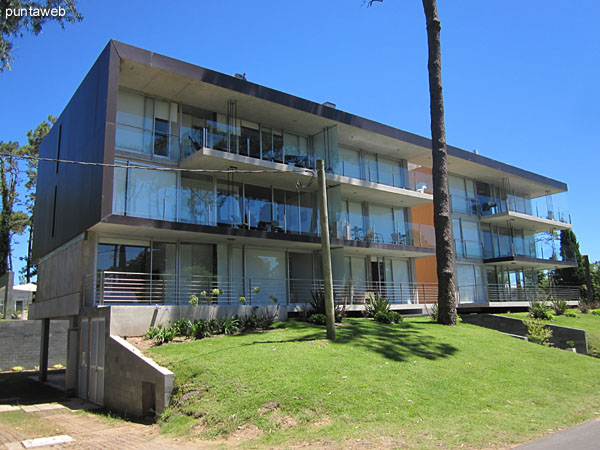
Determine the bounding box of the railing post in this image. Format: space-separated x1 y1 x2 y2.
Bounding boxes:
422 283 426 305
248 278 252 305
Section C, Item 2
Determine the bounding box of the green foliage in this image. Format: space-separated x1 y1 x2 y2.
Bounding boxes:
564 309 578 318
529 299 554 321
373 311 403 324
364 292 390 318
566 340 575 348
257 306 278 329
525 319 553 346
592 309 600 316
428 303 439 322
1 1 83 71
309 289 343 322
554 230 585 295
188 295 199 307
11 365 24 372
146 324 176 345
307 313 327 325
550 297 568 316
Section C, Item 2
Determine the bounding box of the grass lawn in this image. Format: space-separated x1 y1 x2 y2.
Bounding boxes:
148 318 600 448
501 311 600 351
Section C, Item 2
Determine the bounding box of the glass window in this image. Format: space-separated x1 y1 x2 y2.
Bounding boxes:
393 208 408 244
347 201 364 240
179 174 214 225
461 219 482 258
261 126 273 160
391 259 411 303
126 166 177 221
154 100 170 157
300 192 317 235
339 147 361 179
285 191 300 234
272 129 284 163
113 165 127 215
378 157 397 187
179 243 215 300
363 153 378 183
117 90 145 128
216 179 242 228
244 185 272 230
245 248 286 304
97 243 150 273
241 121 260 158
369 204 395 243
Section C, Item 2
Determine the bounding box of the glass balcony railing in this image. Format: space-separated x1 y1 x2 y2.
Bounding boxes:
335 221 435 248
482 232 576 264
477 191 571 225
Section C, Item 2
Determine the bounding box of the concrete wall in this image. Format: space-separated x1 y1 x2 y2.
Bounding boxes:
31 232 98 320
0 320 68 371
109 304 288 336
103 336 174 417
462 314 588 354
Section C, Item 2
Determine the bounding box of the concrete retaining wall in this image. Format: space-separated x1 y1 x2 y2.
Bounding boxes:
462 314 588 354
0 320 68 371
109 304 287 336
103 336 174 418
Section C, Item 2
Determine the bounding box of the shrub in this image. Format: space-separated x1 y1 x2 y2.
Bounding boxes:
389 311 403 324
591 309 600 316
12 366 24 372
525 319 553 346
190 319 211 339
529 299 554 321
428 303 439 322
307 313 327 325
240 313 260 330
374 311 391 323
309 289 343 322
365 292 390 318
566 340 575 348
188 294 199 307
172 318 192 337
222 316 241 335
259 307 279 329
564 309 578 318
550 298 568 316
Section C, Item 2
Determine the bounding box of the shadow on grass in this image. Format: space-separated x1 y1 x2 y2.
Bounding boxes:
173 319 458 363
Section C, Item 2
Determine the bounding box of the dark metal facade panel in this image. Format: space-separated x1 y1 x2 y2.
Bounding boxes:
33 43 113 260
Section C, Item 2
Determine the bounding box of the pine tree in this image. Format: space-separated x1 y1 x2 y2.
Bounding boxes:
554 229 585 290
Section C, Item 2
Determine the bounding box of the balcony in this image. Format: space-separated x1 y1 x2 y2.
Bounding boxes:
179 126 433 208
482 234 577 269
478 191 572 233
82 272 435 307
456 283 580 305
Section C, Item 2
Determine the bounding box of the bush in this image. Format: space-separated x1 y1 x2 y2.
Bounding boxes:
525 319 553 346
550 298 568 316
307 313 327 325
529 299 554 321
240 313 260 330
374 311 403 324
258 307 279 329
146 324 177 345
428 303 439 322
591 309 600 316
190 319 211 339
365 293 390 318
309 289 343 322
564 309 578 318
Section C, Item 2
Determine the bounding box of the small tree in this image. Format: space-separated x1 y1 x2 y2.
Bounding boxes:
554 229 585 297
0 0 83 71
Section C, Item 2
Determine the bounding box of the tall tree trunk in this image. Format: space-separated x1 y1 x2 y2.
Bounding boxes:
422 0 457 325
0 161 10 276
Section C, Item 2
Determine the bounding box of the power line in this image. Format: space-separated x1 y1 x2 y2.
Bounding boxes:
0 152 316 176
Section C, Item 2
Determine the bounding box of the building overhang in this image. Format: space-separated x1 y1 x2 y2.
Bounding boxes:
483 255 577 269
479 210 573 233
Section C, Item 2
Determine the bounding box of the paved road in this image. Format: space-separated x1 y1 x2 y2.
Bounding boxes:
517 418 600 449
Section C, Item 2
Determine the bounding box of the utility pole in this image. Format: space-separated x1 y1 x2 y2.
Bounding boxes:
584 255 593 304
317 160 336 340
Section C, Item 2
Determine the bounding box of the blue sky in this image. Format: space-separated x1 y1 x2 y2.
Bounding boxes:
1 0 599 280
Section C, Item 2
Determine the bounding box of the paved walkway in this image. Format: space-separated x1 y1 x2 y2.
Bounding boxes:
516 418 600 449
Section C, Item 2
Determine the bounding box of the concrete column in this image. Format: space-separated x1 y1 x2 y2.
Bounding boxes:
39 318 50 382
66 317 79 395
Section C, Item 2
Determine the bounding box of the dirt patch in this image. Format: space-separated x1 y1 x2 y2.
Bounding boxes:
269 412 298 430
227 423 263 443
312 415 333 428
124 336 155 351
258 401 279 415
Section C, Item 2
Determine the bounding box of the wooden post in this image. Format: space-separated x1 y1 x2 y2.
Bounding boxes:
584 255 593 304
317 160 336 340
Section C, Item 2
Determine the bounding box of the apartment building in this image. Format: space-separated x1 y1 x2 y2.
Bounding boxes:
29 41 577 410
